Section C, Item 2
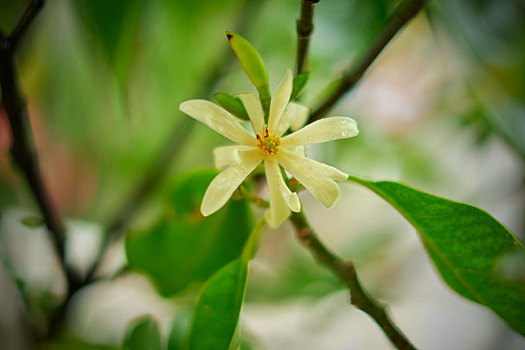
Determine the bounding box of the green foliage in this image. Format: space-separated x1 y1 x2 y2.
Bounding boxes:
187 221 265 350
290 72 310 101
125 170 253 296
188 259 247 350
123 315 162 350
349 176 525 336
215 93 250 120
73 0 146 81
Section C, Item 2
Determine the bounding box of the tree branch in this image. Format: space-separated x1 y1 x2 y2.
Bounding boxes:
290 212 416 350
8 0 46 50
0 0 66 262
296 0 319 75
308 0 427 123
1 0 85 339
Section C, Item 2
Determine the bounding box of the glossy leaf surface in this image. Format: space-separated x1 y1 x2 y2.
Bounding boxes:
349 176 525 336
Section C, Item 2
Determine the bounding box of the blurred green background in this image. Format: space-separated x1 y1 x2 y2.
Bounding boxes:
1 0 524 349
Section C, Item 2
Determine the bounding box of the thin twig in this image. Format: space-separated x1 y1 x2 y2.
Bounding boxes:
296 0 319 75
290 212 416 350
0 0 66 263
9 0 46 50
308 0 427 123
1 0 85 339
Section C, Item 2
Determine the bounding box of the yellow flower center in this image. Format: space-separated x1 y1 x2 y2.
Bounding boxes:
257 125 280 155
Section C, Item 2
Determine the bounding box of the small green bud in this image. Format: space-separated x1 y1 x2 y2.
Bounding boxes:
226 31 271 114
226 31 269 89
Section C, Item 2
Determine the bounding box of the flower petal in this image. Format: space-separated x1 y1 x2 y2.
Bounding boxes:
264 158 296 228
180 99 256 146
237 93 265 135
291 145 306 157
275 102 309 137
213 145 258 169
276 151 341 208
268 70 293 133
266 157 300 212
201 150 263 216
280 117 358 146
279 148 348 180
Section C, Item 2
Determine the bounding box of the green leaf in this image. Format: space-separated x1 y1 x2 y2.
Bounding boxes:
123 316 162 350
21 215 44 228
188 258 248 350
187 221 266 350
215 93 250 120
290 72 310 101
226 31 270 113
126 170 253 296
348 176 525 336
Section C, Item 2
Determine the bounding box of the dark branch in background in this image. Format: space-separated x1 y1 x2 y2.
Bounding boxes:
308 0 427 123
290 212 416 350
0 0 84 339
296 0 319 74
9 0 45 49
0 0 67 267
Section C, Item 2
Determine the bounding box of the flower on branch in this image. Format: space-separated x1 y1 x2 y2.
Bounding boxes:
180 70 358 227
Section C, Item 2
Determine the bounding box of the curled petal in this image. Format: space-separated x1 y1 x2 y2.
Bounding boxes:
213 145 259 169
267 157 300 212
275 102 309 137
276 151 341 208
264 158 300 228
268 70 293 133
201 150 263 216
281 117 358 146
237 93 265 135
279 148 348 181
180 100 256 146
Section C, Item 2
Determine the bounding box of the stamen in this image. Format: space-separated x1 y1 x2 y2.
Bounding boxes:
257 125 280 155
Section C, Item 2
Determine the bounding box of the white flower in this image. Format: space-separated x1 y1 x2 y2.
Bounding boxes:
179 70 358 228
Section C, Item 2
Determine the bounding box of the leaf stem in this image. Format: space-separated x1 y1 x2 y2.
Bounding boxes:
290 212 416 350
308 0 427 123
296 0 319 75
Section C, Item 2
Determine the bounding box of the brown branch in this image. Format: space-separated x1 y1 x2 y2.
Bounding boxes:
0 0 85 339
0 0 66 262
308 0 427 123
290 212 416 350
296 0 319 75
